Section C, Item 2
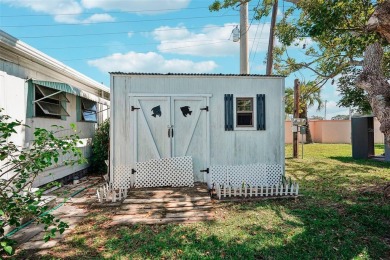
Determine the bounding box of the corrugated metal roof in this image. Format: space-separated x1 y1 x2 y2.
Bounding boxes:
109 72 285 78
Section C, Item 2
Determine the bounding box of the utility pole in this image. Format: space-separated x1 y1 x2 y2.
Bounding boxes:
240 1 249 74
293 79 300 158
266 0 278 75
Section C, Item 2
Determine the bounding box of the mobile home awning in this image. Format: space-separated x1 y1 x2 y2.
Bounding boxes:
31 80 109 106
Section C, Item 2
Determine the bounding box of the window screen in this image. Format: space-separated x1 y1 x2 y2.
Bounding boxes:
236 97 253 127
81 98 97 122
34 85 69 118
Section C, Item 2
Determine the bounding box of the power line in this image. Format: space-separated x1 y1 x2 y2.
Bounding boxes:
40 39 232 50
15 24 237 39
251 22 267 65
0 5 279 18
61 40 231 61
1 14 238 28
39 36 266 51
249 0 262 60
0 6 210 17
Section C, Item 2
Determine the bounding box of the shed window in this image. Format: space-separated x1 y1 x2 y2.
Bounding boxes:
34 85 69 119
236 98 253 127
81 98 97 122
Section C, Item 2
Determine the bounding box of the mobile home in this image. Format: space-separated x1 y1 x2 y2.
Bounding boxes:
0 30 110 187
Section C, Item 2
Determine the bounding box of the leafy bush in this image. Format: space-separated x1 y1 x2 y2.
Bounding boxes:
90 119 109 174
0 109 86 255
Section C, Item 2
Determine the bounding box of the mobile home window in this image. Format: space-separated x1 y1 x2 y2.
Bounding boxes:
81 97 97 122
236 97 253 127
34 85 69 119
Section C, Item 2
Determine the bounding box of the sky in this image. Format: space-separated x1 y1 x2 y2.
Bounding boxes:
0 0 349 119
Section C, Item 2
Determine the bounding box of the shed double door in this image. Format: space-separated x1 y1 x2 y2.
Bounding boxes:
131 96 208 181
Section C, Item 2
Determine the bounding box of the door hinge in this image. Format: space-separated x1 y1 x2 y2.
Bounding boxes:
131 169 137 174
200 168 209 174
131 106 140 111
200 106 209 112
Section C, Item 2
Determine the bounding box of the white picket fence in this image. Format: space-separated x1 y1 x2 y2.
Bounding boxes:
214 182 299 200
96 182 128 203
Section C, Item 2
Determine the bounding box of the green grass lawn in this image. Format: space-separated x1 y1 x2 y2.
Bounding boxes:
17 144 390 260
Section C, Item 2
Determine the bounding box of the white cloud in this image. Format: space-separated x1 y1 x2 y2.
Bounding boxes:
0 0 114 24
251 63 266 73
151 23 272 57
88 52 218 73
81 0 190 15
1 0 83 23
81 13 115 23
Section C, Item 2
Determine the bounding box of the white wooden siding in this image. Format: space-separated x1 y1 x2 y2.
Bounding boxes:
0 59 109 187
111 74 285 185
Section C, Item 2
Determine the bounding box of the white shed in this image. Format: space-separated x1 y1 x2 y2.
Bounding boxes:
110 73 285 189
0 30 110 187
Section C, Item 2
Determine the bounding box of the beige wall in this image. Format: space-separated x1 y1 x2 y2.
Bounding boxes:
285 119 384 144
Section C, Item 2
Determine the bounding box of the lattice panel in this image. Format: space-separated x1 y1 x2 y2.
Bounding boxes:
209 166 228 187
135 156 194 188
113 166 133 189
266 164 283 186
245 164 267 186
210 163 283 188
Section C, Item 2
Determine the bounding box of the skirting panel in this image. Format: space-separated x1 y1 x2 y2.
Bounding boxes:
209 164 283 188
135 156 194 188
113 165 133 189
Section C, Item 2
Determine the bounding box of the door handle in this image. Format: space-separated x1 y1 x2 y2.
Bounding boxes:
171 128 174 138
168 128 171 138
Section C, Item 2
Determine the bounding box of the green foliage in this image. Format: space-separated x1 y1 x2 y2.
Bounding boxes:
21 144 389 259
90 119 109 174
285 81 323 116
210 0 389 114
0 109 86 255
331 115 349 120
310 115 324 120
337 67 372 114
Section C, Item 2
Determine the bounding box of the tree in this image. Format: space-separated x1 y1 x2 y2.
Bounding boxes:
337 67 372 115
210 0 390 146
310 115 323 120
90 119 109 174
285 81 323 143
0 109 86 255
332 115 349 120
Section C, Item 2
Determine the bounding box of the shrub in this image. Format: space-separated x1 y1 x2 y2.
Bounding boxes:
0 109 86 255
90 119 109 174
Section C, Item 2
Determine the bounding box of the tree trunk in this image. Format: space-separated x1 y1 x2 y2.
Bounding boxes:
367 1 390 43
356 42 390 146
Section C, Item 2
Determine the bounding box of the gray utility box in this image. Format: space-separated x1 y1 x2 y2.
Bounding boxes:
351 116 375 159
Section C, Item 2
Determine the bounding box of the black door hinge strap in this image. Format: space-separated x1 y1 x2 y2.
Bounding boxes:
200 168 209 174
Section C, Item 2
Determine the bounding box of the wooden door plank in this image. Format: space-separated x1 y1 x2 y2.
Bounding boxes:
137 99 161 159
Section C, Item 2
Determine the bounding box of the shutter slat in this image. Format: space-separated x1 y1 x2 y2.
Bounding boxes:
257 94 266 130
224 94 234 131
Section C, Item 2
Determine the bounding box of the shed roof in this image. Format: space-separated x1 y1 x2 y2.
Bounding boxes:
109 72 285 78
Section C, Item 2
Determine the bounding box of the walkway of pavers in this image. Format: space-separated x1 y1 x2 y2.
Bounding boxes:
10 177 101 251
10 178 214 253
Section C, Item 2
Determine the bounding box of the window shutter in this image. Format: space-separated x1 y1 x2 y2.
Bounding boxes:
26 80 34 118
224 94 233 131
256 94 266 130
